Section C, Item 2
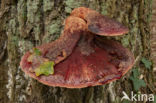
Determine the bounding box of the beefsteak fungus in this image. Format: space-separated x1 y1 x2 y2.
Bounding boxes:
20 7 134 88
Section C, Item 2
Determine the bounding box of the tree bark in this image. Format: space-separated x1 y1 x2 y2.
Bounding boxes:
0 0 155 103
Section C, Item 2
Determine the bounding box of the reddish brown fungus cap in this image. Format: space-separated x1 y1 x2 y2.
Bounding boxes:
71 7 129 36
86 12 129 36
20 7 134 88
20 39 134 88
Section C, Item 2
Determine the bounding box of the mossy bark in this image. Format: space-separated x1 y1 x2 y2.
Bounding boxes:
0 0 155 103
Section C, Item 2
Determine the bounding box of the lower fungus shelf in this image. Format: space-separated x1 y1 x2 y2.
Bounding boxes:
20 40 134 88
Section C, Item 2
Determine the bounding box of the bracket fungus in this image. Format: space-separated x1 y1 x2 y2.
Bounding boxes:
20 7 134 88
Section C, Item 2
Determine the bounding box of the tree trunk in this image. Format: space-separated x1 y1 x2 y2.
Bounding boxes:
0 0 155 103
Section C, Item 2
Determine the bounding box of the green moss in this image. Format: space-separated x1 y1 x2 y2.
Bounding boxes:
8 19 17 34
65 7 72 13
65 0 81 8
26 0 43 41
27 0 41 23
101 5 108 15
7 19 19 46
48 23 60 35
43 0 54 12
65 0 81 13
18 40 33 53
121 35 130 47
42 19 62 43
